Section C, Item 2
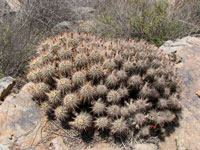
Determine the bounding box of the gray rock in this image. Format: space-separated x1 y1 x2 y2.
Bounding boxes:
54 21 74 30
163 40 173 46
51 137 69 150
24 147 36 150
133 143 157 150
0 144 10 150
0 76 15 100
161 48 177 53
0 83 47 149
5 0 20 12
159 36 200 150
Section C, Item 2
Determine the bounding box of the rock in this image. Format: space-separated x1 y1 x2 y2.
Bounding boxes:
0 76 15 100
196 90 200 98
53 21 77 31
54 19 97 33
175 55 182 64
133 143 157 150
51 137 69 150
163 48 177 53
165 52 182 64
86 142 115 150
0 82 47 149
5 0 20 12
159 36 200 150
0 144 10 150
24 148 36 150
163 40 173 46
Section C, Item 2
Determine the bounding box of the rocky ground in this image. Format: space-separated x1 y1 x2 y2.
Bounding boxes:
0 36 200 150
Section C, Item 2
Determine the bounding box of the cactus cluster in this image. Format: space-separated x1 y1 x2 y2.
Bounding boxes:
28 32 182 138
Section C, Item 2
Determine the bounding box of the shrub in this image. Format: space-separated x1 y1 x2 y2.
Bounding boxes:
0 0 75 77
95 0 199 46
27 32 182 139
0 24 38 77
0 69 5 79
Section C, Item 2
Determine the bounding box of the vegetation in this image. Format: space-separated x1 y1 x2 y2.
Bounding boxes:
95 0 200 46
27 32 182 139
1 0 200 77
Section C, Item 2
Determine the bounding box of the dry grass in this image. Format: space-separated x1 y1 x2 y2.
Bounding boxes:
94 0 200 46
0 0 75 77
1 0 200 77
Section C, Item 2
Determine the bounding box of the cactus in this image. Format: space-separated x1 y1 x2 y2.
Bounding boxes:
55 106 69 121
107 90 121 103
33 82 49 98
134 98 152 112
75 53 88 67
128 75 143 89
63 94 80 110
41 101 52 113
96 84 108 96
72 71 86 86
92 99 106 115
120 106 129 117
111 118 128 134
70 112 92 131
27 32 182 139
89 64 104 79
133 113 148 128
105 72 119 88
126 100 137 114
117 87 129 99
137 126 151 138
80 83 95 103
59 60 73 75
94 117 109 130
107 105 121 117
56 78 72 92
47 90 61 104
116 70 128 82
149 110 176 125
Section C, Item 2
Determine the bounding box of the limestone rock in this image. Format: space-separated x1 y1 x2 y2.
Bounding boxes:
54 21 76 31
5 0 20 12
159 36 200 150
133 143 157 150
51 137 69 150
0 82 47 149
196 90 200 98
0 76 15 100
86 143 116 150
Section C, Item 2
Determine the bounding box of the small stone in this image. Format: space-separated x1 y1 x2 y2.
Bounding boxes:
0 144 10 150
133 143 157 150
175 55 182 64
196 91 200 98
163 40 173 46
54 21 74 30
165 49 177 53
160 46 177 53
51 137 69 150
0 77 15 100
24 147 36 150
0 83 47 148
